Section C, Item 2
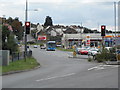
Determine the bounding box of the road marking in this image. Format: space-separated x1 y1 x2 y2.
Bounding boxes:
95 67 105 70
36 73 76 82
88 65 119 71
88 66 98 71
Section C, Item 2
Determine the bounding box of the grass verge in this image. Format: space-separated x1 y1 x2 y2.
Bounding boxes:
57 47 74 52
1 57 40 73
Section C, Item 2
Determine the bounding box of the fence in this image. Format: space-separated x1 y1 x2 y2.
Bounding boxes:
11 50 32 62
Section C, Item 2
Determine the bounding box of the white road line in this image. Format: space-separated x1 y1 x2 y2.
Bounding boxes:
88 65 119 71
36 73 76 82
88 66 98 71
95 67 105 70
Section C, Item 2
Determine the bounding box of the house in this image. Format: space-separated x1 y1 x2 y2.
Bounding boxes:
63 27 78 34
70 25 84 33
36 24 44 37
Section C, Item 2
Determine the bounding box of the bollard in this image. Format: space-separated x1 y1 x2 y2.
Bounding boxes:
117 54 120 61
73 51 76 58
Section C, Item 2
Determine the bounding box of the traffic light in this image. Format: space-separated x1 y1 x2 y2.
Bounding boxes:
101 25 106 36
25 22 30 34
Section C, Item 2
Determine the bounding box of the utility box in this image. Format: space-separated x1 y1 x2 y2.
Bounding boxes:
1 50 10 66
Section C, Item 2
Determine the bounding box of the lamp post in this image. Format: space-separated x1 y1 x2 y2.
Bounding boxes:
24 0 38 61
114 2 117 38
24 0 28 61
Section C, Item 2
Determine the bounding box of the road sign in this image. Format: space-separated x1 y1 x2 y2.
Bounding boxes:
38 36 46 40
86 35 90 46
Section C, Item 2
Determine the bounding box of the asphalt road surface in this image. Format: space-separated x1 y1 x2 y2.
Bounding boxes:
2 46 119 88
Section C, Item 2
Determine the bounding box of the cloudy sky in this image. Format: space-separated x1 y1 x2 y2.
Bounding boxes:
0 0 120 31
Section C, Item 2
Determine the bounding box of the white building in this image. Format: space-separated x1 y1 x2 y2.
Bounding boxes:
62 33 116 49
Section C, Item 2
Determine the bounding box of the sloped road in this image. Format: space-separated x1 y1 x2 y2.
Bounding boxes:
2 46 119 88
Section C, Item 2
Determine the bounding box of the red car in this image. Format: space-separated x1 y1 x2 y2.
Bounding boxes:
79 49 88 55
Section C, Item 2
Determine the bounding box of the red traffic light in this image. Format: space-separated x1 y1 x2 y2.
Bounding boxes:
101 26 105 29
25 22 30 26
25 22 31 34
101 25 106 36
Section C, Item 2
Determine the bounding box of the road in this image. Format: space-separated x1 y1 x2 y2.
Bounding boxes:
2 46 119 88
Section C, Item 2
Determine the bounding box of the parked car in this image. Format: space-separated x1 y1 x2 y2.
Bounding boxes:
56 45 62 47
40 46 46 49
76 48 83 54
88 49 99 56
75 47 86 54
105 47 112 51
33 45 37 48
79 49 89 55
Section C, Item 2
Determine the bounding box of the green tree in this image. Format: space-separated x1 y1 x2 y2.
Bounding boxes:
2 26 10 42
7 34 18 54
44 16 53 27
6 17 13 25
2 25 18 54
11 18 23 40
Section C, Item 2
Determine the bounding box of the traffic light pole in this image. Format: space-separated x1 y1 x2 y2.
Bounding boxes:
102 36 104 49
101 25 106 50
24 0 28 61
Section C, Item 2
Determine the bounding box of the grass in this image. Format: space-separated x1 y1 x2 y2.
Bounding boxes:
57 47 74 52
2 57 40 73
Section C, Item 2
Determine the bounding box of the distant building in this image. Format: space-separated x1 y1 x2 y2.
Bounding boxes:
63 27 78 34
62 33 117 49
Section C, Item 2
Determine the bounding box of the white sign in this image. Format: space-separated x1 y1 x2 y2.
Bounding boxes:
38 35 46 40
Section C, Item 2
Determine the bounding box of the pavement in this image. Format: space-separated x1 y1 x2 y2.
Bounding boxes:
104 61 120 65
68 52 120 65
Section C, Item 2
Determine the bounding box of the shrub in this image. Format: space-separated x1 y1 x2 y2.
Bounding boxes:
95 47 116 62
27 41 36 44
88 57 92 62
40 43 44 47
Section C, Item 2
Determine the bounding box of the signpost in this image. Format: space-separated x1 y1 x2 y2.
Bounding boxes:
86 35 90 47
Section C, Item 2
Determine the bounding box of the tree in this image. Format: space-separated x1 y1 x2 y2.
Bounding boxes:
6 17 13 25
2 26 10 42
44 16 53 26
2 25 18 54
7 34 18 54
11 18 23 40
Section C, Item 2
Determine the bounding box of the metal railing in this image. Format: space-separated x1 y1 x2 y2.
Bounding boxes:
11 50 32 62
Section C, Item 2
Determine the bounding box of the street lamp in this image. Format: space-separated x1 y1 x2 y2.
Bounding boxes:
24 0 38 61
24 0 28 61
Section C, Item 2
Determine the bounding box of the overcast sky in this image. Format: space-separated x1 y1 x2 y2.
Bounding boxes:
0 0 120 31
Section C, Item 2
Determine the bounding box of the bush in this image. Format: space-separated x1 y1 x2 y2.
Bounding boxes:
40 43 44 47
88 57 92 62
95 48 116 62
116 45 120 49
109 47 116 53
27 41 36 44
